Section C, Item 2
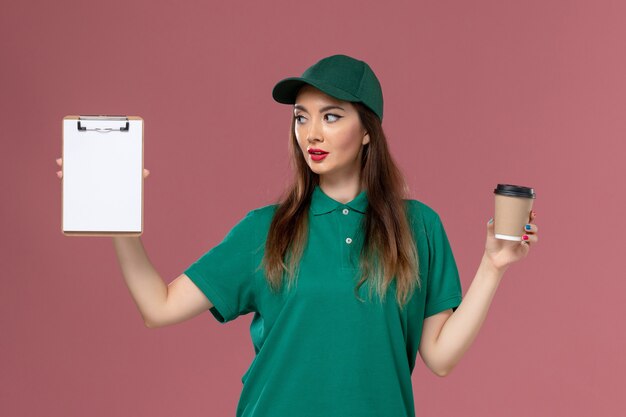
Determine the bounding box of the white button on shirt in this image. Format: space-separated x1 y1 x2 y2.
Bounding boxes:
345 237 352 244
342 208 349 215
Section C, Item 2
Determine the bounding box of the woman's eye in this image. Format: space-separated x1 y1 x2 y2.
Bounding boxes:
325 113 341 122
294 115 304 124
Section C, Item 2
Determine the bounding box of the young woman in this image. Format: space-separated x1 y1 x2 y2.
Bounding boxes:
56 54 538 417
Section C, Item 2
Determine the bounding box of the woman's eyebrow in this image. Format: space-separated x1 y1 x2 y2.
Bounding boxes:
293 104 345 113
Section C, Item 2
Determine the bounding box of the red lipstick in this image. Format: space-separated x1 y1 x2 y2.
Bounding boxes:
308 148 329 162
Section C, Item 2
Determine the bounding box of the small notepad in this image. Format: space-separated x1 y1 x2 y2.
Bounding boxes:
62 115 144 236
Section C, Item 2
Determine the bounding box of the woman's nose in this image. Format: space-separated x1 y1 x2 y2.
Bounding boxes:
306 120 323 143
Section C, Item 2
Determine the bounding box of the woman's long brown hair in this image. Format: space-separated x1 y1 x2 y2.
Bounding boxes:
259 101 420 310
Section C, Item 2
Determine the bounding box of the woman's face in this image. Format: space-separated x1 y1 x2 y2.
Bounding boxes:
293 85 370 182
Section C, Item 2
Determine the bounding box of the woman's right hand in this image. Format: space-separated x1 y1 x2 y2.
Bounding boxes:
55 157 150 179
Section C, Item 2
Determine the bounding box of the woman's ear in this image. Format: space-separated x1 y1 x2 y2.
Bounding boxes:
362 131 370 145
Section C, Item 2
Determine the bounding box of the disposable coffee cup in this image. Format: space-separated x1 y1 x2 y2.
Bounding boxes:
493 184 536 241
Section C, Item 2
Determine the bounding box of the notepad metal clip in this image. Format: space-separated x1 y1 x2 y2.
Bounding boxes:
77 115 130 132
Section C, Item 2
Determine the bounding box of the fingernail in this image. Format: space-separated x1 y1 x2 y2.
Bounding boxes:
525 224 531 230
488 218 493 224
522 235 529 240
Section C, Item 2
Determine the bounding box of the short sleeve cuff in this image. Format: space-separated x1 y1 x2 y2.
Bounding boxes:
184 264 234 323
424 294 462 318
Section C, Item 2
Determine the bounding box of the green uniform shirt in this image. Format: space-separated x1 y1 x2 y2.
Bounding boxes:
184 185 463 417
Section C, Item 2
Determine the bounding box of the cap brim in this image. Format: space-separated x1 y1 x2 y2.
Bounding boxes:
272 77 360 104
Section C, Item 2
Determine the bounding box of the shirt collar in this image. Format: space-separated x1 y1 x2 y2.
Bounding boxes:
310 185 369 215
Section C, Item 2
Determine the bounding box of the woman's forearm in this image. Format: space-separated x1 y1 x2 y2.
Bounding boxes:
434 253 506 375
112 236 168 327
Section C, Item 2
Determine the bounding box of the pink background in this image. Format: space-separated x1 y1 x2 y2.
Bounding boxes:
2 0 624 416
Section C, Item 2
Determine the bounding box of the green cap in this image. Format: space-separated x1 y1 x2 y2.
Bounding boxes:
272 54 384 122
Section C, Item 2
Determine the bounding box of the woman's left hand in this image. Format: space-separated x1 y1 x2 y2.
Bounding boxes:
483 210 538 272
